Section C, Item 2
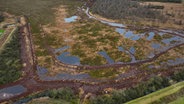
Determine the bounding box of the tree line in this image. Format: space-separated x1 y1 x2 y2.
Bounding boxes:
0 12 4 22
139 0 182 3
0 29 22 84
90 76 170 104
91 0 165 21
14 88 78 104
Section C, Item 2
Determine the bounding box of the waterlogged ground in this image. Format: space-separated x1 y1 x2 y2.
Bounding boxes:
53 16 184 66
38 5 184 79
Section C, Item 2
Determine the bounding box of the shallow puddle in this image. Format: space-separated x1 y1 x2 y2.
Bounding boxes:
131 35 141 41
167 58 184 66
115 28 126 35
147 32 155 41
0 85 27 100
118 46 137 62
102 21 125 27
98 51 114 64
37 66 90 81
147 52 155 58
57 52 80 65
162 36 183 45
116 28 141 41
129 46 136 54
37 66 48 76
118 46 125 52
124 31 134 38
64 16 78 23
151 43 161 49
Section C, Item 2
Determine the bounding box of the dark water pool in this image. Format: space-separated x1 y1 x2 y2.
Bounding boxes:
37 66 90 81
57 52 80 65
0 85 27 100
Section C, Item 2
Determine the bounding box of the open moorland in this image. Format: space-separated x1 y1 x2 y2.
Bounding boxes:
0 0 183 104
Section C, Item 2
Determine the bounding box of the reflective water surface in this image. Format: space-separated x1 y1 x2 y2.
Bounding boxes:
0 85 27 100
64 16 78 23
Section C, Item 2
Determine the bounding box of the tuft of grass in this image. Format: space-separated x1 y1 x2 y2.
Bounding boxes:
88 68 119 78
0 29 5 36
